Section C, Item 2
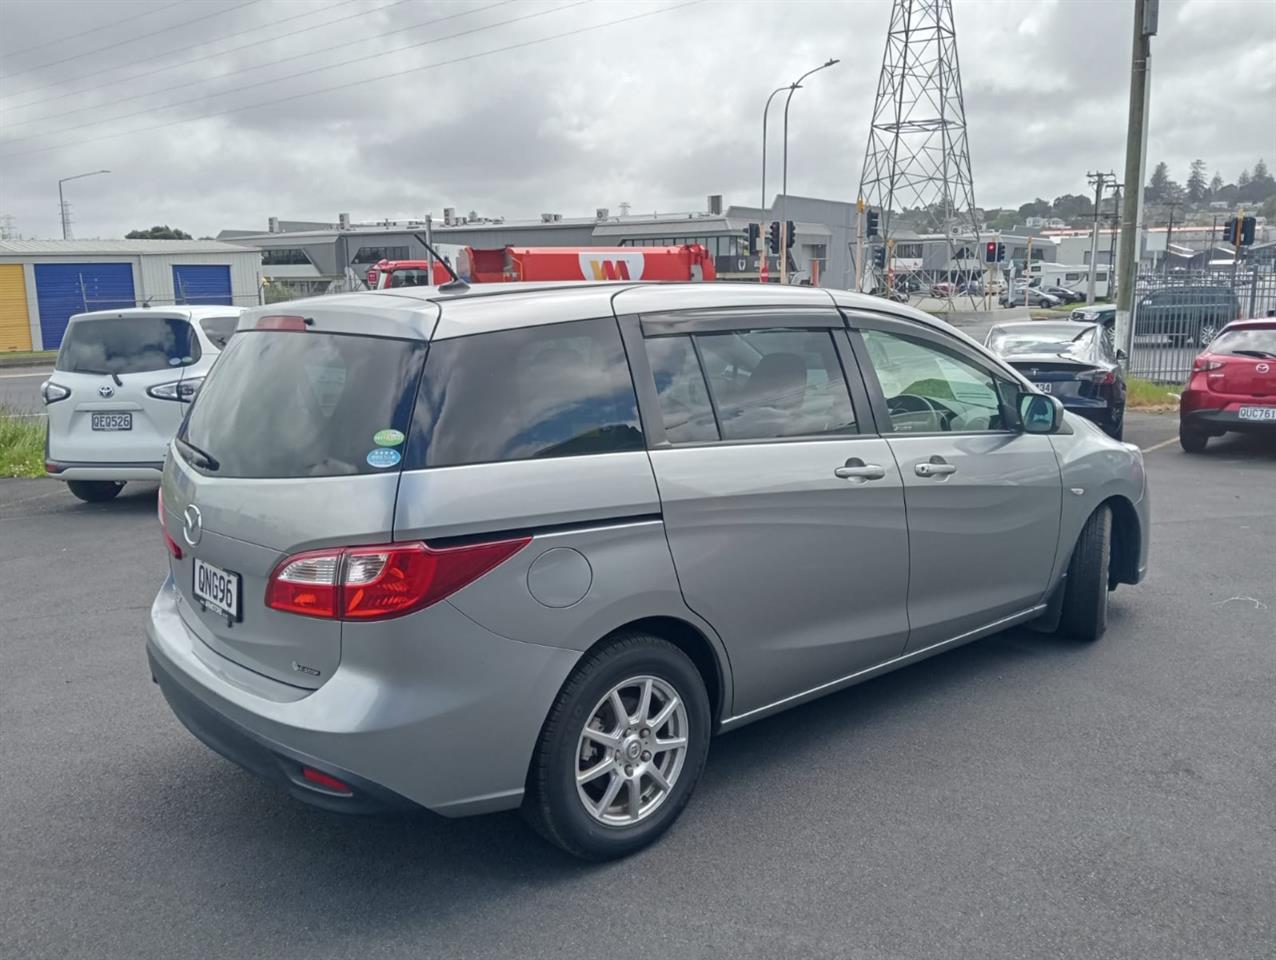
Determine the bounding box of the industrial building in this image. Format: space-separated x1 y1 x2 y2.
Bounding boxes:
0 239 261 352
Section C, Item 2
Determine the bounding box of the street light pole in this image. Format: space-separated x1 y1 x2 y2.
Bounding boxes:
57 169 110 240
780 57 839 284
761 84 792 214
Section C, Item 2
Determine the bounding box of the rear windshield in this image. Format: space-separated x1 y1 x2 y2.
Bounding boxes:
180 331 425 478
1209 327 1276 357
57 316 200 374
990 326 1095 358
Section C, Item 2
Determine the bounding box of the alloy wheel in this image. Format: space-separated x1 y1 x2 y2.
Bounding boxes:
575 676 689 826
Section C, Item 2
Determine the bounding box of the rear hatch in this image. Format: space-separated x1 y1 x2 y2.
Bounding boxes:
1207 325 1276 397
160 324 428 688
1006 358 1103 399
48 313 203 464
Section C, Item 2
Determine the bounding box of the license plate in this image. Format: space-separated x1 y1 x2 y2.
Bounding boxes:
193 558 241 621
91 412 132 431
1238 405 1276 422
1035 382 1053 393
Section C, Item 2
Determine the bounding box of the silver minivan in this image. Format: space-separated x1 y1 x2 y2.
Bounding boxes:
148 283 1150 859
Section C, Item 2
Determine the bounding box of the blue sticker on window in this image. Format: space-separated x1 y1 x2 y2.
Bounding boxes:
366 448 402 469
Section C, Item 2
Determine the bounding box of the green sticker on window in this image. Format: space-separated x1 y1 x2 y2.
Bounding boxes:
373 428 405 447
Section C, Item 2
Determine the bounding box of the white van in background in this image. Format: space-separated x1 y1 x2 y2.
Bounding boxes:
41 306 243 502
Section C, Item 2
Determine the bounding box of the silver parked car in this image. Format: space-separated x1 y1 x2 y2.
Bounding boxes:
148 282 1150 859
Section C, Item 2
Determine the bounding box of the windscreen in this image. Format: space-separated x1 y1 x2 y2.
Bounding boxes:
57 316 200 374
1208 327 1276 358
990 326 1095 359
180 330 426 478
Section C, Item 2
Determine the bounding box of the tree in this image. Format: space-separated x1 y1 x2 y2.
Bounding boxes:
1186 159 1207 203
124 225 192 240
1017 198 1051 219
1146 161 1171 202
1237 168 1251 188
1253 158 1270 183
1208 172 1224 196
1050 193 1093 221
1262 194 1276 221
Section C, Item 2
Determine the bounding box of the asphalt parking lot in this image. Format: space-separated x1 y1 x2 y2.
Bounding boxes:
3 415 1274 959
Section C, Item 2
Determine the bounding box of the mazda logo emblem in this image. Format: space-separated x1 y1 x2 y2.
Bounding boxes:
182 505 203 547
1258 363 1271 374
98 384 115 398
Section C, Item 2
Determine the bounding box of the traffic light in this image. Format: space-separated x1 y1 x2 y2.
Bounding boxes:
985 241 997 264
768 221 781 254
996 241 1006 262
785 220 796 249
866 209 880 238
745 222 760 256
872 246 886 268
1222 217 1242 245
1241 215 1256 245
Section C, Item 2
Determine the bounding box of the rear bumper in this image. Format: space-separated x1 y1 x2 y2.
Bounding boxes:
145 576 580 818
47 459 164 481
1181 406 1276 433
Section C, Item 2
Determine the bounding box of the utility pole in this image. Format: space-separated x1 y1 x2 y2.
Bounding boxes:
1162 198 1182 274
1116 0 1158 361
1107 185 1122 296
1086 170 1114 304
855 196 866 292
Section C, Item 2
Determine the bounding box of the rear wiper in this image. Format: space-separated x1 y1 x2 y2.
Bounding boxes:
175 436 220 471
74 367 124 386
1229 349 1276 359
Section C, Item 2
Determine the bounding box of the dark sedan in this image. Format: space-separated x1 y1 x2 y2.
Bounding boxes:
986 321 1128 440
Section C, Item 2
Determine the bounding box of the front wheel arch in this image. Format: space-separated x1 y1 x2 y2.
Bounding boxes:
1105 495 1142 588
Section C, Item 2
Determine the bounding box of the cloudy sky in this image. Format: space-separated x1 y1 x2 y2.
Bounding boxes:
1 0 1273 239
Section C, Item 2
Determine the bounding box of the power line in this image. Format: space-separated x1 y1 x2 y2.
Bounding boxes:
0 0 702 161
3 0 588 145
3 0 364 107
6 0 513 128
0 0 186 59
0 0 264 80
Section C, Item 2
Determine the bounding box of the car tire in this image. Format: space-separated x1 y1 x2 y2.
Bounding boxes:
66 480 125 502
1058 505 1111 643
523 632 711 860
1179 422 1209 453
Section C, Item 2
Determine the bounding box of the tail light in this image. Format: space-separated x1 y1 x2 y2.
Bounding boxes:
265 537 531 621
256 315 308 331
1079 369 1116 385
1193 357 1225 372
147 377 204 402
158 490 183 559
40 381 70 404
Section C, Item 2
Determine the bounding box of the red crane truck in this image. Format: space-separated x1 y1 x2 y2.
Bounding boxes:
366 243 716 289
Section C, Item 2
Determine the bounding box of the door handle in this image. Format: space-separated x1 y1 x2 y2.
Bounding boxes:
914 455 957 478
834 457 886 482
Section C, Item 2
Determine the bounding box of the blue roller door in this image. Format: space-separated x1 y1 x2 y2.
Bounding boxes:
172 264 232 305
34 262 135 349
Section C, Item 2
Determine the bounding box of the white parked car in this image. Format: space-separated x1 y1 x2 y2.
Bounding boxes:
41 306 243 502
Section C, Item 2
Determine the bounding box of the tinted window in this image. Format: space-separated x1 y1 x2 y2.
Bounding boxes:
406 317 643 468
643 335 718 443
199 315 239 349
862 329 1009 433
1209 326 1276 356
695 329 857 440
181 331 425 478
57 316 200 375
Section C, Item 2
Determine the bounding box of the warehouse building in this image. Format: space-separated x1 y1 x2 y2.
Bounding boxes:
0 239 261 352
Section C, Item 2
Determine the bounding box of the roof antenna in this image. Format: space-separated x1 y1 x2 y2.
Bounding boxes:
412 231 469 293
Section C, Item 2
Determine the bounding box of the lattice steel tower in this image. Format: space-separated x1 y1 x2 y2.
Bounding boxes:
858 0 981 294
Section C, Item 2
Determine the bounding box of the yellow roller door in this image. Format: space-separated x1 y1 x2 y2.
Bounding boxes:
0 264 33 352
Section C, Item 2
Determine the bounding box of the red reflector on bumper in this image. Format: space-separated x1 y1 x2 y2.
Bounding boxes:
301 767 352 794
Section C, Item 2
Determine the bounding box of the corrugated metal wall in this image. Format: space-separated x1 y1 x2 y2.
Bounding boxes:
172 264 232 304
34 262 136 349
138 253 259 307
0 263 32 352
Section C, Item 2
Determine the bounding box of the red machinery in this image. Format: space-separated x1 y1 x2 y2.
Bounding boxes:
367 244 716 289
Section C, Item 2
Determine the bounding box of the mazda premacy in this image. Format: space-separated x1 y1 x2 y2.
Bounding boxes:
148 282 1149 859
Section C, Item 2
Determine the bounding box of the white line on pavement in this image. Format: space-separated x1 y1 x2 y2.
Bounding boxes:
1142 437 1180 453
0 370 52 379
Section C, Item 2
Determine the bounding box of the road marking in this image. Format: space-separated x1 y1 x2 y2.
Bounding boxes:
7 412 48 418
1142 437 1180 453
0 370 52 380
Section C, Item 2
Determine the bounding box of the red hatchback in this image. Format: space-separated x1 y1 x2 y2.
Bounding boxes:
1179 319 1276 452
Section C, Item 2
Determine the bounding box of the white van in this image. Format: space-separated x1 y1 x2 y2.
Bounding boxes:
41 306 243 501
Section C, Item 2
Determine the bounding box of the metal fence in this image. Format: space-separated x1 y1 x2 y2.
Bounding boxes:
1127 269 1276 383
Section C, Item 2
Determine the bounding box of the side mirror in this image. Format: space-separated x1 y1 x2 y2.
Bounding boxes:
1115 348 1128 361
1019 391 1063 434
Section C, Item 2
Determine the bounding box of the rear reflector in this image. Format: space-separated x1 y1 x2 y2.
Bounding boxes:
158 489 183 559
256 314 308 331
301 767 352 794
44 460 62 474
265 537 531 621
